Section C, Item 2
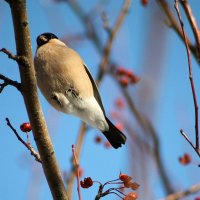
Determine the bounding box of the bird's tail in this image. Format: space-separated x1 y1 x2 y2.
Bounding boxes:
102 117 126 149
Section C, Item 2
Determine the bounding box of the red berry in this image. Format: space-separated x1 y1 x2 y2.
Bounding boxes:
130 75 140 84
80 177 93 188
124 180 133 188
125 70 134 78
116 67 127 76
20 122 32 132
123 192 138 200
179 153 191 165
119 173 132 182
119 77 129 87
104 141 112 149
130 182 140 190
94 136 102 143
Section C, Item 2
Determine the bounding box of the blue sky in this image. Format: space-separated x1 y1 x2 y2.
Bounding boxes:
1 1 200 200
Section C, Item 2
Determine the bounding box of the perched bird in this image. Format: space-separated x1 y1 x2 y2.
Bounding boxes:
34 32 126 149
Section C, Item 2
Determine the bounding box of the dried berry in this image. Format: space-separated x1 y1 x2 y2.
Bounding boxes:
80 177 93 188
123 192 138 200
179 153 191 165
119 173 132 182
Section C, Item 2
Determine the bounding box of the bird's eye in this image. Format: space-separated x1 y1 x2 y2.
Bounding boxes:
37 35 48 47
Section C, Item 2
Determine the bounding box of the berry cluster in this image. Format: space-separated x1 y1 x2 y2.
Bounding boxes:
119 173 139 190
80 172 139 199
116 67 140 87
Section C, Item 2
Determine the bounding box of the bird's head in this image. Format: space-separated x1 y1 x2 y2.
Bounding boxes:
36 32 58 47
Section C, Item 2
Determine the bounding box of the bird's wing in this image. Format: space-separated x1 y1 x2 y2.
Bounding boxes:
83 64 105 115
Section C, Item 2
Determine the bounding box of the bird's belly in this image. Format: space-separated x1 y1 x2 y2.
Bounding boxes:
72 98 109 131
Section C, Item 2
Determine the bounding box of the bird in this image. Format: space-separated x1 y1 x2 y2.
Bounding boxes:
34 32 126 149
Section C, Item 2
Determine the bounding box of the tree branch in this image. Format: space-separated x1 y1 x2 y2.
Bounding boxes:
0 48 21 62
175 0 199 153
96 0 132 84
5 117 42 163
0 47 29 66
0 73 21 93
180 0 200 58
163 183 200 200
64 0 103 53
180 129 200 157
5 0 68 199
72 144 82 200
67 123 88 199
156 0 199 63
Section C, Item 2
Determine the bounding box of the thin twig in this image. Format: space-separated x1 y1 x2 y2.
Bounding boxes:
72 144 82 200
0 48 20 61
175 0 199 151
5 118 42 163
0 48 28 66
67 123 87 199
156 0 199 63
64 0 103 53
180 0 200 58
96 0 132 84
180 129 200 156
162 182 200 200
0 73 21 93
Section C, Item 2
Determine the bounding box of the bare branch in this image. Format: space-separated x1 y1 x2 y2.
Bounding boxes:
67 123 88 199
63 0 103 52
156 0 199 63
0 48 28 66
180 129 200 157
0 73 21 93
72 145 82 200
163 183 200 200
175 1 199 152
5 118 42 163
0 48 20 62
180 0 200 58
96 0 132 84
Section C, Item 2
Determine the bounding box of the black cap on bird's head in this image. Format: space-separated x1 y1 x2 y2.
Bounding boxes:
36 32 58 47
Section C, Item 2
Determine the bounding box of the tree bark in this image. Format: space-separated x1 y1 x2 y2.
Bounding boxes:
5 0 68 199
